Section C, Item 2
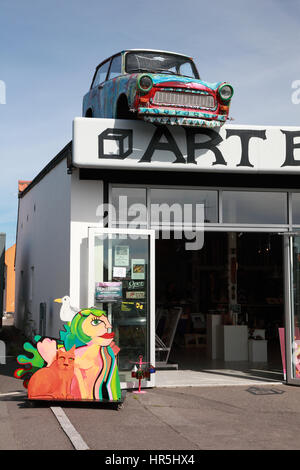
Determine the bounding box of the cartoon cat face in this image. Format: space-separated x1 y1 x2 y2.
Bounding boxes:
56 345 75 370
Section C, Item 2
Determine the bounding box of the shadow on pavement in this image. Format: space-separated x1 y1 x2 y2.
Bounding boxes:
0 324 29 376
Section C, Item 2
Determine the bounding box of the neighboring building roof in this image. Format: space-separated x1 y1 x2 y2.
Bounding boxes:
18 181 32 193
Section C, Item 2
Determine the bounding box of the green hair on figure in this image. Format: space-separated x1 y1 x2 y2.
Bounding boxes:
60 308 107 351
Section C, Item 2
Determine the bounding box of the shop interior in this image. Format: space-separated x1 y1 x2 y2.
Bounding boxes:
155 232 285 380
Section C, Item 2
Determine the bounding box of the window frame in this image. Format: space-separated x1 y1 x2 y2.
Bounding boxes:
90 59 111 89
107 54 122 81
124 50 200 79
222 189 289 225
90 53 125 89
108 183 300 232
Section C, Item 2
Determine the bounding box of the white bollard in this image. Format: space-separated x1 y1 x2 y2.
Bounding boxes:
0 340 6 364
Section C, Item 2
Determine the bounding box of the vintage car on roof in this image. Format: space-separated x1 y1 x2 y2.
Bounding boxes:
82 49 233 128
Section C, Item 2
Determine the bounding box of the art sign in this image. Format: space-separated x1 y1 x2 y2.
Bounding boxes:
72 118 300 174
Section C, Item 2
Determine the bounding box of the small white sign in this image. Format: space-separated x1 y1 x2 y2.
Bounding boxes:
113 266 127 278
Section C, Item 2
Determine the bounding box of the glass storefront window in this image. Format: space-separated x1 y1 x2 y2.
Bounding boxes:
111 187 147 227
149 188 218 224
292 193 300 225
111 187 291 227
222 191 288 224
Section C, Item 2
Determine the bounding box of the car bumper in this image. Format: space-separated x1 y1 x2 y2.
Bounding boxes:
138 106 226 128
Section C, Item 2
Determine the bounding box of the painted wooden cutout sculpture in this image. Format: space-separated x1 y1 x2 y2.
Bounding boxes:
15 297 122 402
27 346 76 400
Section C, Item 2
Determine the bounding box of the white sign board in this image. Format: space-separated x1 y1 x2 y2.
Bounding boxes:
72 117 300 174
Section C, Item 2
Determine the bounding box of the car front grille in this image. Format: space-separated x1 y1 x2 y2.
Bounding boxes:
153 90 215 109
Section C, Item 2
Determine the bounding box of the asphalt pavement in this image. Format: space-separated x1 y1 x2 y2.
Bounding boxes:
1 324 300 451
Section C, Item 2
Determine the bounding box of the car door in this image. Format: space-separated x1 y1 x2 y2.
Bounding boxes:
86 59 111 117
101 54 122 117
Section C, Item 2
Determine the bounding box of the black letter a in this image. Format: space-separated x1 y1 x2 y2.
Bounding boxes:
139 126 185 163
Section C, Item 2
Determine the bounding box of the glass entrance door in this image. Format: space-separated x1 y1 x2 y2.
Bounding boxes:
285 234 300 384
88 228 155 388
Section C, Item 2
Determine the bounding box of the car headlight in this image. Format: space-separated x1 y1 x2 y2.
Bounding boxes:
138 75 153 93
218 83 234 101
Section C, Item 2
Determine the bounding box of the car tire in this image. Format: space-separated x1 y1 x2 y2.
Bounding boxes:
116 96 135 120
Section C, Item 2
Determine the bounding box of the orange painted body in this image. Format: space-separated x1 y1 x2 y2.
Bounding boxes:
27 346 76 400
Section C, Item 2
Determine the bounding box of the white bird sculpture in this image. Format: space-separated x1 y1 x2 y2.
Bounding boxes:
54 296 79 322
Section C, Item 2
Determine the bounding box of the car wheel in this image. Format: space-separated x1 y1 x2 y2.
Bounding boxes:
116 96 135 120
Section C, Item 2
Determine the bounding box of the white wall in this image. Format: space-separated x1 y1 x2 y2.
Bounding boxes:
69 169 103 310
15 158 71 338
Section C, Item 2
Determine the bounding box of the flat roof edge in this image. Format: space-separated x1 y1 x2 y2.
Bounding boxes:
19 141 72 198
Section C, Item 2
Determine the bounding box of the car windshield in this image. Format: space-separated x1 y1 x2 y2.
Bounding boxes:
125 51 199 79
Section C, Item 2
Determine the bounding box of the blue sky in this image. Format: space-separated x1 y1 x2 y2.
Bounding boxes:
1 0 300 248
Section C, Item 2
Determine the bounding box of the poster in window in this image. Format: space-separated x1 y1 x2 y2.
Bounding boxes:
126 291 145 299
95 282 122 302
114 245 130 267
131 259 145 280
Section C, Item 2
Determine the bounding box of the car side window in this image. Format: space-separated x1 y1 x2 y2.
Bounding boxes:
92 60 110 87
108 55 122 80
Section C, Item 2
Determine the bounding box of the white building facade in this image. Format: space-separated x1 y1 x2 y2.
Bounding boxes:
15 118 300 387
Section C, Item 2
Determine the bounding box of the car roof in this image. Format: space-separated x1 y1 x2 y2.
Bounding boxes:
95 49 193 70
121 49 192 58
